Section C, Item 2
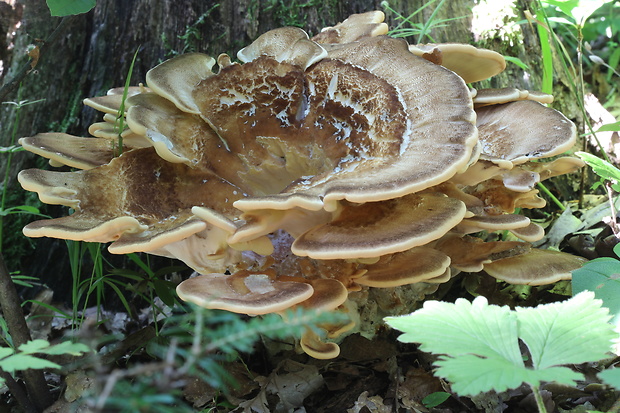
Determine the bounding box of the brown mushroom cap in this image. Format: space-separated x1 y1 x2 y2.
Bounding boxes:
143 33 477 214
146 53 216 114
456 213 530 234
409 43 506 83
18 148 242 256
19 133 126 170
291 192 466 259
355 247 451 287
300 328 341 359
465 179 545 214
483 248 587 285
238 27 327 70
312 11 389 44
176 271 314 315
523 157 585 182
510 222 545 242
294 279 348 311
450 159 507 187
435 235 530 272
476 100 577 165
501 169 541 192
83 85 149 114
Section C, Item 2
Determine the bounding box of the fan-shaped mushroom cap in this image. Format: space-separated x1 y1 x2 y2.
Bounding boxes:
19 133 126 170
133 32 476 220
312 11 389 44
432 182 484 212
176 271 314 315
87 122 151 149
450 159 507 187
231 35 476 213
483 248 587 285
300 328 340 359
465 179 545 214
510 222 545 242
409 43 506 83
435 235 530 272
146 53 216 114
355 247 451 287
237 27 327 69
456 213 530 234
473 88 554 107
294 279 348 311
291 193 467 260
501 169 541 192
18 148 242 255
524 157 586 182
476 100 577 165
83 85 149 114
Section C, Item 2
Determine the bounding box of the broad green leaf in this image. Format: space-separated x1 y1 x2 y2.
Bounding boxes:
543 0 611 24
385 296 523 366
598 121 620 133
46 0 96 16
572 258 620 322
576 151 620 192
516 292 614 370
504 56 529 70
599 368 620 389
38 341 90 356
542 0 581 17
0 205 41 216
153 278 177 307
0 354 60 373
16 339 89 357
0 347 14 359
18 339 51 354
422 392 450 408
385 292 615 397
435 354 581 396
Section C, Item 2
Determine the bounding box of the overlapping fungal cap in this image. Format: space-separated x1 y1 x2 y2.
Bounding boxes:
312 10 389 44
408 43 506 83
18 11 586 359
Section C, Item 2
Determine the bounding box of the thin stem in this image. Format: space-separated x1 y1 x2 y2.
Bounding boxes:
0 252 52 411
417 0 447 43
0 370 36 413
537 182 566 211
531 385 548 413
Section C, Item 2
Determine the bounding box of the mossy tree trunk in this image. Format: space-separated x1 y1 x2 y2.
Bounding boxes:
0 0 569 292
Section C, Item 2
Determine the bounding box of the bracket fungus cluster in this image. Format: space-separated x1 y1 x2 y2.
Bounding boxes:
19 11 586 358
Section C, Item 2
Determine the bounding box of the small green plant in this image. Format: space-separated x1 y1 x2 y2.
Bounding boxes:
0 338 90 386
1 96 47 252
385 292 615 413
87 305 345 411
382 0 465 43
113 48 140 156
577 151 620 192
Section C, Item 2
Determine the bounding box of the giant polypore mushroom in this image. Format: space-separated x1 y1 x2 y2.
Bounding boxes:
18 11 586 358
